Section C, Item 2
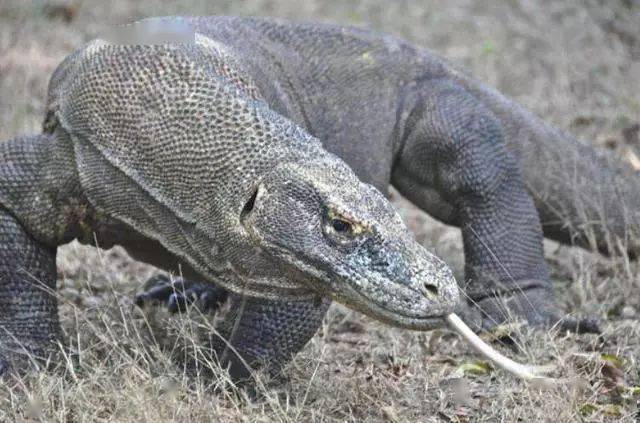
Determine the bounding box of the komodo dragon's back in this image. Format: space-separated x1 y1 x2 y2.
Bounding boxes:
171 16 640 255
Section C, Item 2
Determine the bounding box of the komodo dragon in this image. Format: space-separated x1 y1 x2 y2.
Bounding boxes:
0 16 631 381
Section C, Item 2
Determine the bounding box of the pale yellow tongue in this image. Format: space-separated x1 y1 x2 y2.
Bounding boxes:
446 313 558 389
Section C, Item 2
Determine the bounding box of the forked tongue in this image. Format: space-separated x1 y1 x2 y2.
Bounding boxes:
446 313 559 389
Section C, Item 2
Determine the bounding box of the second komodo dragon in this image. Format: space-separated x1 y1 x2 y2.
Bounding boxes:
0 16 633 381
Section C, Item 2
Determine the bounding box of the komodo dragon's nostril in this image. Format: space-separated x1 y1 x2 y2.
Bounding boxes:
423 282 439 297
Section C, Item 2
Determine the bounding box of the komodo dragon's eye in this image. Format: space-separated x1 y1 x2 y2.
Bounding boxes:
331 218 352 234
323 209 368 245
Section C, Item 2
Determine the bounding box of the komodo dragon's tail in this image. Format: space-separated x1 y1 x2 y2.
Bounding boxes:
459 75 640 258
523 121 640 258
506 98 637 257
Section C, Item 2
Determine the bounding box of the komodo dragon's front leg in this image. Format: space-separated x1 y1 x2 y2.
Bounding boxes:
0 211 59 373
204 295 330 381
391 79 597 333
136 276 329 381
0 134 66 374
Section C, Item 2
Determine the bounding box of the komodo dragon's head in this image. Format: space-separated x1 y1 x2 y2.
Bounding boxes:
238 156 461 329
54 22 461 330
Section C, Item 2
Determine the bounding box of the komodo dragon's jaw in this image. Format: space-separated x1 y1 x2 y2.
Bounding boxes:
237 157 461 330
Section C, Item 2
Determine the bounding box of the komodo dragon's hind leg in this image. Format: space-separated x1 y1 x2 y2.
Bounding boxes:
392 79 599 334
136 275 329 383
0 208 60 375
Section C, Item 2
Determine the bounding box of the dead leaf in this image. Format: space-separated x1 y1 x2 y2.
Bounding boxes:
328 333 366 345
600 353 626 389
481 322 525 341
623 147 640 170
601 353 624 367
601 362 626 389
427 329 444 354
333 319 365 334
455 361 492 377
601 404 623 417
579 403 598 416
381 406 400 422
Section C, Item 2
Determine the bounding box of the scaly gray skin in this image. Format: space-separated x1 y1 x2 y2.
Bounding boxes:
0 16 631 381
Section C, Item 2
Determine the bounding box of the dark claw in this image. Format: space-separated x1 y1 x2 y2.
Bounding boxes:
167 292 188 313
134 277 177 307
135 275 229 314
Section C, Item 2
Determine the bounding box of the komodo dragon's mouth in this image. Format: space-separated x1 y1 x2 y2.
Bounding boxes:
248 240 458 329
331 283 448 331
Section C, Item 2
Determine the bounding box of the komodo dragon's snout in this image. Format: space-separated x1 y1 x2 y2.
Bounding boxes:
238 158 461 329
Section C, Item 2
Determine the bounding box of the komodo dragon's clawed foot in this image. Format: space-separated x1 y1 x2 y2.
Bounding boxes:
134 275 229 314
460 284 601 336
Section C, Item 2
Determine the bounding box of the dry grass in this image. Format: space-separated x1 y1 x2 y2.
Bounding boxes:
0 0 639 421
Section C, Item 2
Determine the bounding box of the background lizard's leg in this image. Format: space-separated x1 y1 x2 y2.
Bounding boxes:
392 78 596 333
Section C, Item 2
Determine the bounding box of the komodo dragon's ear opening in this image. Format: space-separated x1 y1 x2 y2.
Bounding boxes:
240 185 259 221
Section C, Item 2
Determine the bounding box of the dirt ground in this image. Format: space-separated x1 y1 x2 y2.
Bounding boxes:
0 0 639 421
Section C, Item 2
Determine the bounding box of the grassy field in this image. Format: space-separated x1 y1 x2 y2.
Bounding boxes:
0 0 639 421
